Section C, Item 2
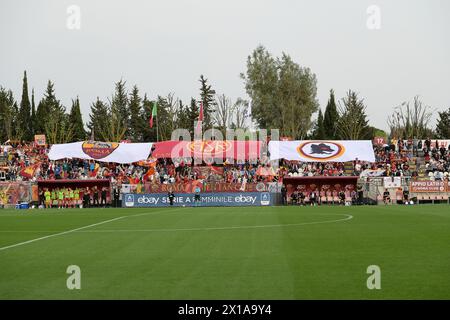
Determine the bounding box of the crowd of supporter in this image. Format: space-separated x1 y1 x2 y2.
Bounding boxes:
1 139 449 184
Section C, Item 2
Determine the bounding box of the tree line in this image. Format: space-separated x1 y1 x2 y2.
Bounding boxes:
1 47 449 144
0 72 251 144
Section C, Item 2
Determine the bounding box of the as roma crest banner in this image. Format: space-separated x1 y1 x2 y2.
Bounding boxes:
151 140 261 160
268 140 376 162
48 141 153 164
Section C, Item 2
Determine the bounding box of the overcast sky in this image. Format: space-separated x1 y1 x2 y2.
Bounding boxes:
1 0 449 132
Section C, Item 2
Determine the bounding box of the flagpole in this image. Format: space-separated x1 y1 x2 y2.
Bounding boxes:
156 110 159 142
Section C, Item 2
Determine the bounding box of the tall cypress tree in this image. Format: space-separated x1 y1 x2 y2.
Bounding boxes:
88 97 109 141
188 97 200 136
199 75 216 129
12 101 20 140
69 97 86 141
31 88 36 137
18 71 32 141
128 85 144 142
175 100 190 132
0 87 16 141
323 89 339 139
111 79 129 138
435 108 450 139
312 109 326 139
39 81 70 144
35 81 55 134
336 90 370 140
35 101 47 134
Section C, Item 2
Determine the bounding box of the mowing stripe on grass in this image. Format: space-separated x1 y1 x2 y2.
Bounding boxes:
0 208 184 252
72 213 354 233
0 216 125 252
0 212 354 234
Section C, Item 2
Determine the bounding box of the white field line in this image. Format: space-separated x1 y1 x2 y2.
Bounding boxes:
0 211 353 251
64 213 354 233
0 208 183 252
0 216 125 252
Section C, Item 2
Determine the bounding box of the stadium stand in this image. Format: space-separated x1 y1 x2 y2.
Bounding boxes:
0 139 448 208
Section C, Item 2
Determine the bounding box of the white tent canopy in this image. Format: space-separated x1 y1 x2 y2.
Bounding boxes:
48 141 153 164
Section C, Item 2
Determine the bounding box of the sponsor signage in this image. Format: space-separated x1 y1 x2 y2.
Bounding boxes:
122 192 274 207
410 181 447 193
123 182 282 194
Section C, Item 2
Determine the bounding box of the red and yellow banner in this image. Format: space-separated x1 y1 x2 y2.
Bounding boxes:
136 157 158 167
192 166 224 178
151 140 261 160
19 162 40 179
139 181 280 194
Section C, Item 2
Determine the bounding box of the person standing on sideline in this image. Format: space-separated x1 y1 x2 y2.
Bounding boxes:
44 188 51 209
310 190 317 206
194 185 201 207
74 188 80 208
39 188 45 208
69 188 74 208
93 186 99 207
168 190 175 206
357 184 364 205
338 190 346 205
383 189 391 205
83 187 91 208
101 187 107 207
58 188 64 209
51 188 56 208
113 187 120 208
281 184 287 205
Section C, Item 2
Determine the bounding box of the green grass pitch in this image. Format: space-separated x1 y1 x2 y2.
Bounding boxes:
0 205 449 299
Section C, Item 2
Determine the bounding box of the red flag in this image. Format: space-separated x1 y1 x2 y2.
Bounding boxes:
143 167 156 181
19 162 40 179
149 102 157 128
196 101 203 132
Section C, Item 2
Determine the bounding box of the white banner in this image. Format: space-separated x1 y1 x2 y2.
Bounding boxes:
389 139 450 149
268 140 376 162
384 177 402 188
418 139 450 149
360 169 385 177
48 141 153 164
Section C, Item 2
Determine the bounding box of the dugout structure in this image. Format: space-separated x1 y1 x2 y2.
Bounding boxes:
36 179 112 204
283 176 359 205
